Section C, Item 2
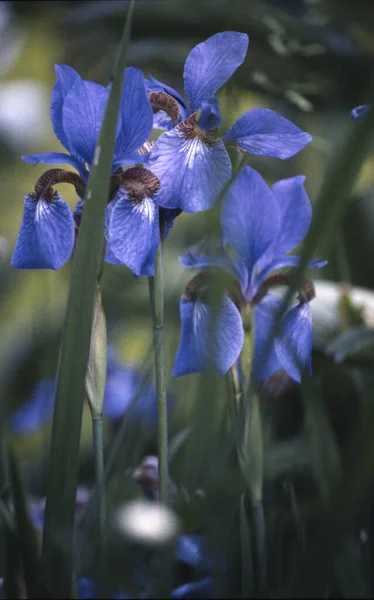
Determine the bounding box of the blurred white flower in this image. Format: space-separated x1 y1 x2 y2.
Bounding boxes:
0 81 50 150
115 499 180 546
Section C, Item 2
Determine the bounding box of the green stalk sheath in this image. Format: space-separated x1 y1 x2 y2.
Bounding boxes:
92 415 106 588
148 227 168 504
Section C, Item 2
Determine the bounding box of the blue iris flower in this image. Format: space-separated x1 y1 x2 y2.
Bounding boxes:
173 166 326 382
8 378 55 435
7 346 164 434
12 66 154 271
145 31 312 214
351 104 370 121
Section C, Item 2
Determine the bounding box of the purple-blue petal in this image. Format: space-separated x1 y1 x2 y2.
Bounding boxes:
253 295 283 381
147 127 231 213
115 67 153 159
8 379 55 435
62 76 108 165
351 105 370 122
183 31 249 111
197 96 222 130
112 153 148 172
146 74 188 112
275 302 312 382
11 193 75 270
51 64 81 153
172 296 244 377
271 175 311 255
176 534 204 568
171 578 213 599
108 188 160 277
221 166 281 277
22 152 89 181
223 108 312 159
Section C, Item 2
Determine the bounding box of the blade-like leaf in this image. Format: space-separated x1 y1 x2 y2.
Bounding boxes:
41 3 135 597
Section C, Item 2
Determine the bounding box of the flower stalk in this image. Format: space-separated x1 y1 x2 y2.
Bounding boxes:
148 222 169 504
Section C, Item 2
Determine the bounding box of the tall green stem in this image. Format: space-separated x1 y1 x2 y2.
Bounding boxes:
148 224 168 504
92 415 106 589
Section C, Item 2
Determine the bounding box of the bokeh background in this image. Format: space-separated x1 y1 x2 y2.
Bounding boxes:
2 0 374 595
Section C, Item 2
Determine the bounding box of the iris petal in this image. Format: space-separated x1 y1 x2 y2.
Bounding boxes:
271 175 311 254
253 295 282 381
223 108 312 159
351 104 370 122
11 193 75 270
22 152 88 181
147 127 231 213
184 31 249 111
8 379 55 435
62 77 109 165
51 64 80 153
275 303 312 382
115 67 153 158
172 296 244 377
221 166 281 275
108 189 160 277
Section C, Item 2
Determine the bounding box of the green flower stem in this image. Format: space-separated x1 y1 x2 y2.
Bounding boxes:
148 224 168 504
92 414 106 589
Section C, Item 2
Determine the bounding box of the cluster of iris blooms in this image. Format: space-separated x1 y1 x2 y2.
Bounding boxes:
11 31 326 385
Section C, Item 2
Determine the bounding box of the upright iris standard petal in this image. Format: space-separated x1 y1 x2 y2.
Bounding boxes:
223 108 312 159
114 67 153 159
252 295 283 381
351 104 370 122
172 296 244 377
51 64 80 151
275 303 312 382
221 166 281 275
11 193 75 270
22 152 88 181
147 123 231 213
183 31 249 112
61 77 109 165
108 188 160 277
271 176 312 255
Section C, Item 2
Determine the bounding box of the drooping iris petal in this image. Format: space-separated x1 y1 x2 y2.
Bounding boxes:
8 379 55 434
104 200 123 265
184 31 249 112
221 166 281 275
351 104 370 122
51 64 80 152
223 108 312 159
275 302 312 382
114 67 153 159
172 296 244 377
22 152 88 181
61 77 109 165
108 188 160 277
11 193 75 270
146 74 188 113
252 295 283 381
176 535 204 568
271 175 312 254
147 126 231 213
250 255 327 300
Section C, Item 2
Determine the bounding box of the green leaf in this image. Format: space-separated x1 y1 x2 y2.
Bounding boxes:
41 2 135 596
239 494 254 599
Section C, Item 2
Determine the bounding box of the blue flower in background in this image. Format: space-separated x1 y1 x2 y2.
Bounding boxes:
8 378 55 434
7 346 164 434
23 65 153 180
351 104 370 122
146 31 312 213
173 166 326 382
